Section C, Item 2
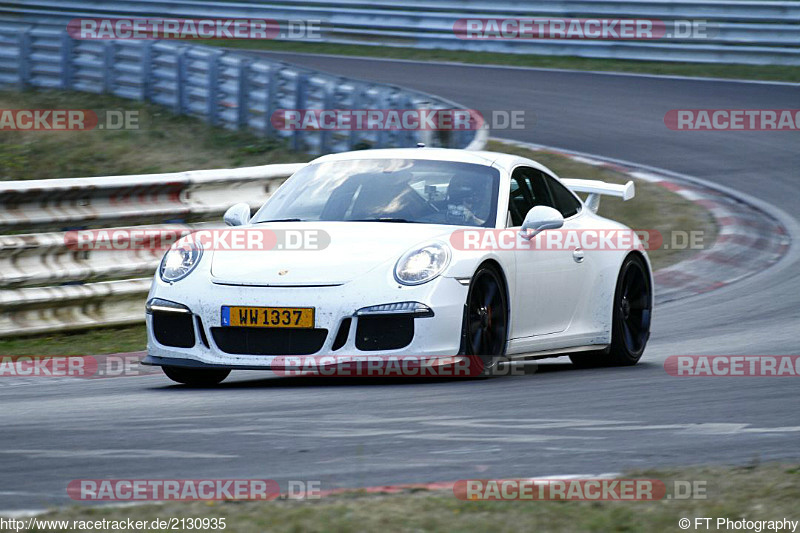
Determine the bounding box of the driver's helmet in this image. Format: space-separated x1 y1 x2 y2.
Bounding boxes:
447 174 482 205
446 173 487 223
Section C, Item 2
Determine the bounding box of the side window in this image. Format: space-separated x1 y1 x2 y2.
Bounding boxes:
542 174 582 218
507 167 553 226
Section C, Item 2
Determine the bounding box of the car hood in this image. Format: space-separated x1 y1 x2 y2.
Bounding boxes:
210 222 454 286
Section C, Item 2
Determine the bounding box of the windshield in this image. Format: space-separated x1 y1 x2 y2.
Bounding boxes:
252 158 500 228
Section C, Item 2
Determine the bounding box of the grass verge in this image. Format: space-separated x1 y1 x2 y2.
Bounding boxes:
19 463 800 532
0 325 147 357
208 39 800 83
0 90 311 180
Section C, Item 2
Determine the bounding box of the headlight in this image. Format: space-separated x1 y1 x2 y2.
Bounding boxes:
159 242 203 283
394 242 451 285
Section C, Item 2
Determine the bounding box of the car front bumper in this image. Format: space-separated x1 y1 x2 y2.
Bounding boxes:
145 274 468 370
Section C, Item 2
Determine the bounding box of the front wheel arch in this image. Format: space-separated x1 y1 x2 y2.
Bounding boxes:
475 259 511 327
458 260 511 374
463 260 511 349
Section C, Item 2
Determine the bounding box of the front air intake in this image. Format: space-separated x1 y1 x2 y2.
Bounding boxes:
152 312 196 348
211 327 328 355
355 315 414 351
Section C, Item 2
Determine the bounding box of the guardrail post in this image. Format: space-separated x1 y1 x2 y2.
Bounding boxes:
17 29 31 89
237 58 250 130
375 87 389 149
103 41 115 94
319 81 335 153
292 73 308 152
437 109 452 148
401 94 416 148
60 32 74 90
175 47 187 114
348 84 365 151
141 41 153 102
264 65 278 136
207 50 221 126
417 101 434 147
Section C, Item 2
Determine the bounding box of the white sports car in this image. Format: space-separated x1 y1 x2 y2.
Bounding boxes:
142 148 653 385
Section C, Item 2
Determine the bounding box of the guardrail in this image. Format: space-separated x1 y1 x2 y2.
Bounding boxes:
0 23 481 154
0 164 304 337
0 0 798 65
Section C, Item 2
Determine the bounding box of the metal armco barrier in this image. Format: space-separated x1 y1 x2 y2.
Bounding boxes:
0 0 798 65
0 164 304 337
0 23 481 153
0 164 305 233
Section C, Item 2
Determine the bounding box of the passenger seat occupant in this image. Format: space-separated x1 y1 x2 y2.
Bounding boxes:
446 174 491 226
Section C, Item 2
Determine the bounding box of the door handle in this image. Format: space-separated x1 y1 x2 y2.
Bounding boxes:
572 248 585 263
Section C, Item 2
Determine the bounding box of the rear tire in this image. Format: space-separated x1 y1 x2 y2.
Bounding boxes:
570 254 651 367
162 366 230 386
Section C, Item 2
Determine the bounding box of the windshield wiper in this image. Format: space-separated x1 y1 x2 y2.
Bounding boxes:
254 218 305 223
350 218 415 223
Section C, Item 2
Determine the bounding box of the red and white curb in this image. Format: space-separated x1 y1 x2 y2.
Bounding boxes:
494 138 790 304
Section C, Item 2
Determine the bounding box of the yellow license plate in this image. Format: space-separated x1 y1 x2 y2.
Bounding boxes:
222 306 314 328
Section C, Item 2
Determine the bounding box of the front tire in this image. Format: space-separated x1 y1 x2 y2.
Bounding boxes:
570 254 652 367
462 265 509 376
162 366 231 386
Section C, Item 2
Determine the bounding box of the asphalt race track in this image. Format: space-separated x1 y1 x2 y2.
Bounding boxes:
1 56 799 511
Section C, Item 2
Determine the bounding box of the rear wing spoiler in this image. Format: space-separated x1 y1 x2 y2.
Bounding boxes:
561 178 635 213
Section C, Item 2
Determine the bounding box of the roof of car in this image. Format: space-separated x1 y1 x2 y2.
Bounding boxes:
309 148 557 178
310 147 497 165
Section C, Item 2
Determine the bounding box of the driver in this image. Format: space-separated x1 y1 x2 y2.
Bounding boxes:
446 174 488 226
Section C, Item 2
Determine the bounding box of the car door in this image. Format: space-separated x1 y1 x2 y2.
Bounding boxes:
509 167 587 338
539 171 590 333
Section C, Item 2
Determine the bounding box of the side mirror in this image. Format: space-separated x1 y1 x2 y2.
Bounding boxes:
519 205 564 240
223 203 251 227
